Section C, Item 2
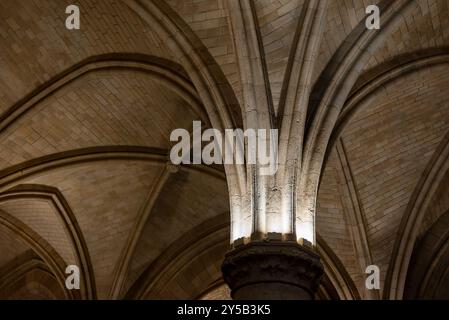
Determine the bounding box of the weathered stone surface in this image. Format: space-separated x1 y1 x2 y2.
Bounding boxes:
222 241 324 299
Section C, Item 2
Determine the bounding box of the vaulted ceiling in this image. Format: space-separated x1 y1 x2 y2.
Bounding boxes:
0 0 448 300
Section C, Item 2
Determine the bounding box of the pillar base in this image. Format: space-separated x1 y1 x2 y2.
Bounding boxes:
221 240 324 300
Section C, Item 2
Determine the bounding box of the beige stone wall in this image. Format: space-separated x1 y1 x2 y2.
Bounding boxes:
0 0 448 300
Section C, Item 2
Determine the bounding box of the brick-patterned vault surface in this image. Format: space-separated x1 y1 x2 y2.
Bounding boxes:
0 0 448 300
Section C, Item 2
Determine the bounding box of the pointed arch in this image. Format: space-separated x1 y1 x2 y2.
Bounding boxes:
127 0 247 242
0 184 97 299
0 53 210 134
0 210 77 299
312 50 449 299
0 250 65 299
124 215 358 300
297 0 416 243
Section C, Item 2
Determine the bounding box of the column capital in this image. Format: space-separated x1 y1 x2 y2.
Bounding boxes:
222 240 324 299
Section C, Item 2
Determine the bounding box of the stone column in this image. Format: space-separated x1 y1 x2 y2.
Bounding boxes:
222 240 324 300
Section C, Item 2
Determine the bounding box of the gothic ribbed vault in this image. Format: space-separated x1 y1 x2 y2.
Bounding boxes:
0 0 448 300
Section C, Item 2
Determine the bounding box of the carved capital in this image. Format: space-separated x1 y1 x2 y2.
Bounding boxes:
222 241 324 300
